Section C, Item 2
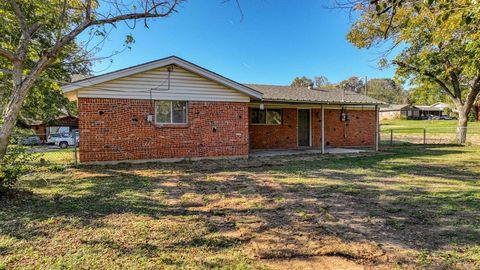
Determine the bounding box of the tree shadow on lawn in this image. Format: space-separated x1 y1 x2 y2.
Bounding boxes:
262 147 480 246
1 145 479 268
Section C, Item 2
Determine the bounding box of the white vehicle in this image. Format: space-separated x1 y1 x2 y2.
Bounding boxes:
54 132 79 149
47 133 62 145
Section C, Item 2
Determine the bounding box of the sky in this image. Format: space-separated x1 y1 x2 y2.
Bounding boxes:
82 0 396 85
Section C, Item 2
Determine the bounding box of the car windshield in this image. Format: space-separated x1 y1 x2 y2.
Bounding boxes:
50 134 60 137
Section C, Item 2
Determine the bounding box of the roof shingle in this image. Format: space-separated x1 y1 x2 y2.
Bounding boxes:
244 84 383 105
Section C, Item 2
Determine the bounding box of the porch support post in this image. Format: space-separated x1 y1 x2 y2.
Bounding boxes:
321 104 325 154
375 105 379 151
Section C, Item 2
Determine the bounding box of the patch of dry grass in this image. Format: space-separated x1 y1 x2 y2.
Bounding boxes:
1 145 480 269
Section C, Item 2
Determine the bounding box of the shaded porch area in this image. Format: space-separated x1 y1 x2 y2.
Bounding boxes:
248 103 380 153
249 147 370 158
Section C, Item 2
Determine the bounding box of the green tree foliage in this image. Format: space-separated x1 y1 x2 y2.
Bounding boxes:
339 76 365 93
366 78 407 104
1 47 89 124
345 0 480 143
408 83 449 105
0 0 181 158
468 107 478 122
291 76 313 87
0 144 34 194
314 75 331 88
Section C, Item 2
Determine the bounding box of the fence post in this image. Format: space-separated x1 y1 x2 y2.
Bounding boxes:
375 105 379 151
73 132 78 165
390 129 393 146
423 128 426 145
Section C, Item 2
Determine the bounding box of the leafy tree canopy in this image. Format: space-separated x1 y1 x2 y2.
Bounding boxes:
338 76 365 93
1 45 90 124
366 78 407 104
408 83 449 106
0 0 180 157
314 75 331 88
345 0 480 142
291 76 313 87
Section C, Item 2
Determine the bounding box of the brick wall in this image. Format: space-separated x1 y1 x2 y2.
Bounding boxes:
78 98 249 163
249 107 376 150
311 109 322 148
249 108 298 149
324 109 376 147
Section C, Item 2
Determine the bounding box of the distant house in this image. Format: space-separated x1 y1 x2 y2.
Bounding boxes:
415 103 447 117
380 104 420 120
30 115 79 142
380 102 453 120
61 56 384 164
429 102 452 111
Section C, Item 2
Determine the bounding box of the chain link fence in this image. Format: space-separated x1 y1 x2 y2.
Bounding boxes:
380 126 480 146
7 125 480 166
10 132 78 166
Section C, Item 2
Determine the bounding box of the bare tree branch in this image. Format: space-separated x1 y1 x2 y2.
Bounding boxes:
222 0 244 21
465 74 480 111
383 2 397 39
93 3 178 26
85 0 93 20
0 0 182 158
6 0 39 63
6 0 27 32
449 69 463 99
393 60 456 99
0 48 18 62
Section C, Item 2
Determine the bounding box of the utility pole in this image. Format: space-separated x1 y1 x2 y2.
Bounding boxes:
364 76 368 96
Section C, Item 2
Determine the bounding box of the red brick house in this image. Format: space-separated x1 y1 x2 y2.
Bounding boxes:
63 56 383 164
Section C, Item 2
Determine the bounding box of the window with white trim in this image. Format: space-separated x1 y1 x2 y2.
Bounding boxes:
155 101 187 124
251 108 282 125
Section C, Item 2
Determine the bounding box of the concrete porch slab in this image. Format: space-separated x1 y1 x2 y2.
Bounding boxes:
249 148 369 158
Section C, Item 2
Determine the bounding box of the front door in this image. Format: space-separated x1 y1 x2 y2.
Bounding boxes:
298 109 310 147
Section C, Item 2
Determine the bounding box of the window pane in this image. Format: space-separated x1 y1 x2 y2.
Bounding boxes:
251 109 265 124
252 109 266 124
156 101 171 123
172 101 187 123
251 109 259 123
267 109 282 124
258 110 266 123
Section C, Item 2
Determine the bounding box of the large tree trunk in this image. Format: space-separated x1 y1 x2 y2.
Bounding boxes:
454 83 480 144
0 120 15 159
456 108 468 144
0 85 27 158
0 66 45 159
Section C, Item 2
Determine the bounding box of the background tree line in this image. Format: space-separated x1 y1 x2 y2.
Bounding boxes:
291 73 479 121
291 75 410 105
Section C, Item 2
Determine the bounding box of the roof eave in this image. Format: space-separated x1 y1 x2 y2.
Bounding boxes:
62 56 263 100
259 99 385 106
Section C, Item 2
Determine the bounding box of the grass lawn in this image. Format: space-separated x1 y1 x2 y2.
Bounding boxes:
1 146 480 269
381 119 480 133
31 148 75 165
380 119 480 144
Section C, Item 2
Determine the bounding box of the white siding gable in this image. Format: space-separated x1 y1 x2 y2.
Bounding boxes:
74 65 250 102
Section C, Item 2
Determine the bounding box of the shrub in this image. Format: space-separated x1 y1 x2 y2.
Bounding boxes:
0 145 35 193
468 107 478 122
47 164 66 172
9 128 37 145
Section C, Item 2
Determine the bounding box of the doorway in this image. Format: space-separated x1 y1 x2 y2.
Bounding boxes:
298 109 311 147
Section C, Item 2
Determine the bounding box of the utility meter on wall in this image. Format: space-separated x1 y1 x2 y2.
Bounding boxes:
340 108 349 122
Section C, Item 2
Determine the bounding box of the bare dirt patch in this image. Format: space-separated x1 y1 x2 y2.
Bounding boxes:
2 146 480 269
